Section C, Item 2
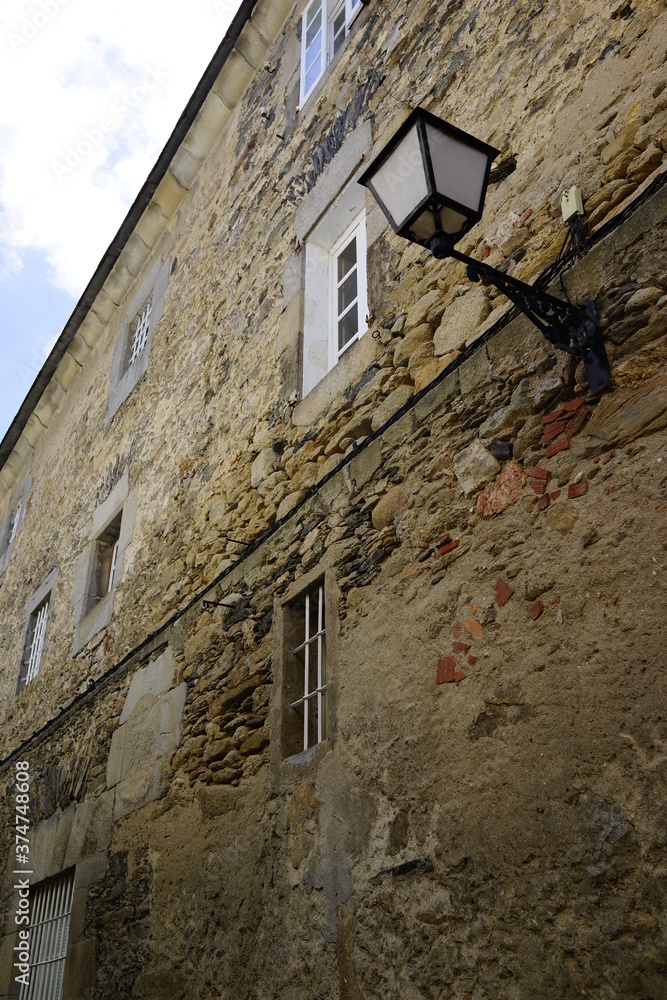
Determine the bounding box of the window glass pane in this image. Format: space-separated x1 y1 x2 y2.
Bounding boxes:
303 0 323 97
306 0 322 35
337 236 357 281
304 41 322 93
331 5 346 54
338 269 358 317
338 303 359 352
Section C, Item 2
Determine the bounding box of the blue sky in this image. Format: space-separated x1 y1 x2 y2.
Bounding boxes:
0 0 239 443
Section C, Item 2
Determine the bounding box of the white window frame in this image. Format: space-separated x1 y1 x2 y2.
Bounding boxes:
303 187 368 397
289 582 327 752
18 870 74 1000
328 211 368 370
300 0 363 105
25 598 49 686
107 537 120 594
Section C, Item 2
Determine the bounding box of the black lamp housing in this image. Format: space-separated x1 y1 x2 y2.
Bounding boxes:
359 108 610 392
358 107 500 249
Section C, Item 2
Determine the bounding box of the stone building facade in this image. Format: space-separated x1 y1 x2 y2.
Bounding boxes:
0 1 666 997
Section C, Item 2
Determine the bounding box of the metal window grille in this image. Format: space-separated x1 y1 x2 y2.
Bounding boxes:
9 500 22 546
128 299 152 365
290 583 327 751
18 870 74 1000
25 599 49 685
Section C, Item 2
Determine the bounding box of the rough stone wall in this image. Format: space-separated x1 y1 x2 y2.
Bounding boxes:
0 1 666 997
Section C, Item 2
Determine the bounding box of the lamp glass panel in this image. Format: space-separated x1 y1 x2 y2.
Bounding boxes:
425 124 490 212
411 208 439 241
439 206 468 236
368 123 429 230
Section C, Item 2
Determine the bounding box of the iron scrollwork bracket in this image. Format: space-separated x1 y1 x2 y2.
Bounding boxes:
429 233 610 392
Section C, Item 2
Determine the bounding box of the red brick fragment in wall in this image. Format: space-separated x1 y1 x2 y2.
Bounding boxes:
475 460 528 519
488 621 501 631
464 617 484 639
468 655 477 665
452 623 462 639
529 467 551 480
602 449 615 465
531 480 547 495
453 641 471 653
437 656 456 684
440 539 460 554
542 409 566 425
594 455 600 463
550 490 561 500
564 405 589 439
440 533 452 545
528 601 544 620
568 481 588 499
494 578 514 608
520 208 533 225
544 421 567 441
563 396 585 412
454 671 467 685
538 494 550 510
546 437 570 458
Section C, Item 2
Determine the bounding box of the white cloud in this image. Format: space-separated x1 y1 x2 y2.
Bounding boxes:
0 0 234 297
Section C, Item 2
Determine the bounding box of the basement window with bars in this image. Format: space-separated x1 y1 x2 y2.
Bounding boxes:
17 595 50 692
18 870 75 1000
283 582 327 757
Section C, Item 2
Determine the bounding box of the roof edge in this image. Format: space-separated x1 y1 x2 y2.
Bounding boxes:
0 0 261 476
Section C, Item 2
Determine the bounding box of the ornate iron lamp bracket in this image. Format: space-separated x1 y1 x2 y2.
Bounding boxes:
428 233 610 392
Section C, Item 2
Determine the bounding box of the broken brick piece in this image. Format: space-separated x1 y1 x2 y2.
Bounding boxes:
593 456 600 464
488 621 501 631
568 481 588 499
453 641 471 653
602 449 615 465
531 480 547 495
452 623 462 639
564 405 590 439
542 408 567 425
563 396 585 412
494 578 514 608
544 420 568 441
550 490 561 501
439 539 460 554
464 617 484 640
436 656 456 684
468 655 477 665
439 533 452 546
528 600 544 620
454 670 467 685
528 467 551 480
538 494 550 510
545 437 570 458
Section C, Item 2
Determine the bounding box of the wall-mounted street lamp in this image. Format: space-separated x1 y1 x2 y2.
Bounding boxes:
359 108 610 391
